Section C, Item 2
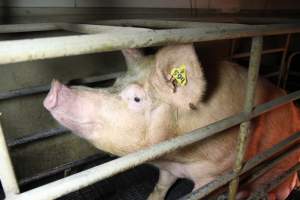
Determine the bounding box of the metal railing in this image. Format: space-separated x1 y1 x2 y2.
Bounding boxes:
0 20 300 200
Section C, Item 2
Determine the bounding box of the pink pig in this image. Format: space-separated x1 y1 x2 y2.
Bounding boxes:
44 44 300 200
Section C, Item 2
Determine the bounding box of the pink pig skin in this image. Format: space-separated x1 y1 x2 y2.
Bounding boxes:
44 44 300 200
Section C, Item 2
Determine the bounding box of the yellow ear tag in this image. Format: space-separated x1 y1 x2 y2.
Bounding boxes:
170 64 187 86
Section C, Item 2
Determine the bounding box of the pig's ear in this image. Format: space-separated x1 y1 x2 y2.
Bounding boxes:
151 44 206 110
121 48 144 67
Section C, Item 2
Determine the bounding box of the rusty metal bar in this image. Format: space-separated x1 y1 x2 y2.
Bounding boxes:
0 23 60 33
0 115 19 197
6 89 300 200
228 36 263 200
181 131 300 200
0 23 300 65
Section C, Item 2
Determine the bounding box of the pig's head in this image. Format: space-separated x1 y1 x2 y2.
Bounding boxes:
43 44 206 155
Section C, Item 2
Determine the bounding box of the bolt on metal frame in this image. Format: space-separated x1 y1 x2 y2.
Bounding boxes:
0 20 300 200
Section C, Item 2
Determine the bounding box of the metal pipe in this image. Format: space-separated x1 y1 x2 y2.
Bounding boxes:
7 90 300 200
0 23 300 65
59 23 151 34
93 19 248 29
7 127 68 148
228 36 263 200
0 72 123 101
19 154 111 186
246 163 300 200
277 34 291 87
231 48 285 59
0 115 20 197
181 131 300 200
0 23 60 33
283 51 300 89
243 143 300 187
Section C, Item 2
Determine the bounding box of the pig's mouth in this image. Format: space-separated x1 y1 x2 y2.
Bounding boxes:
43 79 63 110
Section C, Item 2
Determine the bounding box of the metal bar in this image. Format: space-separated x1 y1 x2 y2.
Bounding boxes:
277 33 291 87
263 71 279 79
0 72 123 101
230 39 236 60
19 154 111 186
0 84 50 100
59 23 151 34
7 127 68 148
0 23 60 33
232 48 285 59
93 19 248 29
7 90 300 200
264 163 300 193
283 51 300 89
244 143 300 187
228 36 263 200
1 23 300 65
246 163 300 200
181 133 300 200
0 114 20 197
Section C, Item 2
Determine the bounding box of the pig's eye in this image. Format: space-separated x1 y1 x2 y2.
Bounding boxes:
134 97 141 103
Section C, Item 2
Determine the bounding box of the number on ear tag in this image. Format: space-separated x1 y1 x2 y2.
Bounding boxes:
170 64 187 86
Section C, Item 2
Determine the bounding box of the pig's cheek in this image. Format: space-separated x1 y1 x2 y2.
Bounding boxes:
127 101 145 112
126 97 153 112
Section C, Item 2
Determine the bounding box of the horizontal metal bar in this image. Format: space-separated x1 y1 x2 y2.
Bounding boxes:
94 19 248 29
244 144 300 188
232 48 285 59
246 163 300 200
0 116 20 197
0 72 123 100
19 154 111 186
263 71 280 78
8 90 300 200
7 127 68 148
1 23 300 65
59 23 151 34
0 23 60 33
181 131 300 200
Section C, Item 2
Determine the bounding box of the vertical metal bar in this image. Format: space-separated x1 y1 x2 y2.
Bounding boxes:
277 33 291 87
230 39 236 60
283 52 300 89
228 36 263 200
0 114 20 197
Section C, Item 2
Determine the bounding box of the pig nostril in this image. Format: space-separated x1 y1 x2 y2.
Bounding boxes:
134 97 141 102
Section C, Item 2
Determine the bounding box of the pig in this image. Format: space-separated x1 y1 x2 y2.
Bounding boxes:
43 44 300 200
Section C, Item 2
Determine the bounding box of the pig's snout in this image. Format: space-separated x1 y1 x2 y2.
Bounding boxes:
43 79 64 110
